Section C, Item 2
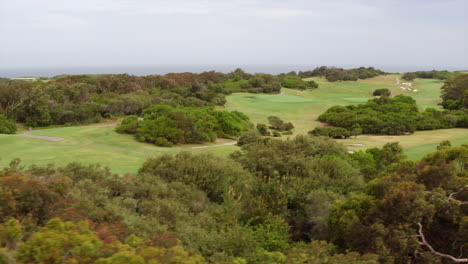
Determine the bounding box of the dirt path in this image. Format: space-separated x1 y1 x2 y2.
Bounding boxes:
19 131 64 142
192 142 237 149
396 77 400 84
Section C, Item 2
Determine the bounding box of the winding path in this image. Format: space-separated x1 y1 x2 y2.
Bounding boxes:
192 142 237 149
19 131 64 142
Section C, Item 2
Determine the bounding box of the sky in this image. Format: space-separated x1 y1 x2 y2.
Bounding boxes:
1 0 467 70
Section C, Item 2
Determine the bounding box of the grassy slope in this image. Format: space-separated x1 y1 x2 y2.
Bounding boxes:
224 74 467 157
1 74 465 174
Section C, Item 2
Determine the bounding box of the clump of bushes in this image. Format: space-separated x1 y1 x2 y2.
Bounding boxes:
298 66 385 81
116 104 251 146
268 116 294 131
372 88 391 97
280 75 319 90
309 126 355 139
255 116 295 138
318 95 467 135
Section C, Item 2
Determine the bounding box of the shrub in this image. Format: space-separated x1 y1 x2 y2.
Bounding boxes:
0 114 16 134
372 88 391 97
237 130 262 146
256 124 271 136
268 116 294 131
117 105 251 146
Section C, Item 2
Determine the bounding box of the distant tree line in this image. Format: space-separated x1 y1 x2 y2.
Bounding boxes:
0 69 283 130
297 66 385 81
402 70 460 81
116 104 251 146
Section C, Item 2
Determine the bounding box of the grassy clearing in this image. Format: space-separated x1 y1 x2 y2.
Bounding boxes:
224 74 466 158
342 129 467 160
225 74 445 134
0 124 237 175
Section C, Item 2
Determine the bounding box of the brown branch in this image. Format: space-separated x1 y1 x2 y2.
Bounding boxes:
449 185 468 200
417 223 468 263
447 185 468 205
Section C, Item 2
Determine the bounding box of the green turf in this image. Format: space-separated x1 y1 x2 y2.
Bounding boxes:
341 129 468 160
224 74 467 157
0 125 237 175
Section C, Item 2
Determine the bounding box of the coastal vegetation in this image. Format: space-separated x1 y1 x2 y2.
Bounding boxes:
0 138 466 263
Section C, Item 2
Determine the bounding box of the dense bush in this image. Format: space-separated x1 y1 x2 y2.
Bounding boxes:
298 66 385 81
222 68 282 94
403 70 460 80
237 130 262 146
256 123 271 136
268 116 294 131
318 95 468 135
402 72 417 81
309 126 358 139
280 75 319 90
0 114 16 134
0 140 466 263
0 70 281 127
116 104 251 146
372 88 391 97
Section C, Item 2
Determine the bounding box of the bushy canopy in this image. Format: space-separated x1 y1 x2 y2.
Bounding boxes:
116 104 251 146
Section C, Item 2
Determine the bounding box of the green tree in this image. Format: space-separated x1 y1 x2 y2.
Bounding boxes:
0 115 16 134
17 218 104 264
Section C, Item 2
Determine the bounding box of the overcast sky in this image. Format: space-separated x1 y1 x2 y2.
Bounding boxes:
1 0 467 70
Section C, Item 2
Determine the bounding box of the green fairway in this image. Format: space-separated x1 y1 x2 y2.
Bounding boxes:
342 129 468 160
224 74 467 158
0 124 237 175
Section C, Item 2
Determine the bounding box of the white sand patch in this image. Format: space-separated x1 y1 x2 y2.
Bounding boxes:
346 143 365 146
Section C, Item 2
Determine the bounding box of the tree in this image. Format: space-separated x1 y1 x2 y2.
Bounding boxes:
372 88 391 97
402 72 417 81
237 130 262 146
139 152 252 203
441 74 468 110
16 218 103 264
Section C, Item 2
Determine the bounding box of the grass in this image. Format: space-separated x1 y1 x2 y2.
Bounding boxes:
342 129 467 160
1 74 465 174
224 74 467 158
0 124 237 175
224 74 445 135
